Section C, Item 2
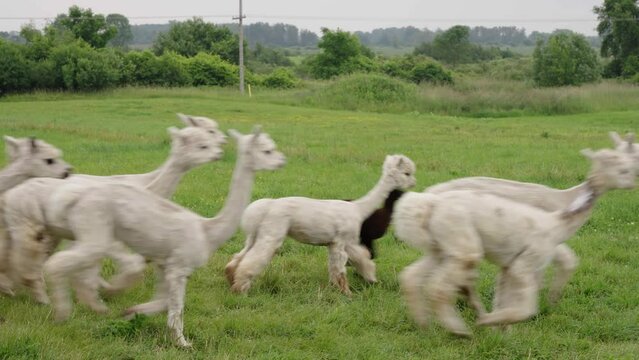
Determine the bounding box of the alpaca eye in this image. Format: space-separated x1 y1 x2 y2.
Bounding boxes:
200 145 209 150
208 130 216 134
264 150 272 155
45 158 55 165
404 172 411 176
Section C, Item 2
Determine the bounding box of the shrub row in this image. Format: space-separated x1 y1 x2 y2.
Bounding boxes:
0 39 297 94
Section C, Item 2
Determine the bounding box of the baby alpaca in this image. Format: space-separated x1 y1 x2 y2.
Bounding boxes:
1 125 225 307
424 132 638 304
0 136 72 296
42 127 285 347
225 155 416 296
394 146 636 336
359 189 404 259
0 136 72 191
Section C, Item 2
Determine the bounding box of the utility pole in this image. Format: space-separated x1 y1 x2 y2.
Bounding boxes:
233 0 246 94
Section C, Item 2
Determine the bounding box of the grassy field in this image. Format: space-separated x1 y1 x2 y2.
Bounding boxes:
0 88 638 359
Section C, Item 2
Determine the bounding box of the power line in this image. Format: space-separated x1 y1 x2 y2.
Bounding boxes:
0 14 636 23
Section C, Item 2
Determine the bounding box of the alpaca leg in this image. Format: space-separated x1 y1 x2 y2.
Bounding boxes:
549 244 578 304
101 242 147 296
459 267 486 316
12 228 54 305
71 266 108 313
124 265 169 318
166 268 191 347
425 257 474 337
44 241 110 321
477 260 539 326
231 223 287 294
345 243 377 283
0 226 14 297
224 232 256 285
327 242 351 296
399 255 436 328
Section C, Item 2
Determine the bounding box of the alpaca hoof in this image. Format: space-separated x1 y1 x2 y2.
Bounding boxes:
122 308 137 320
477 313 498 327
176 337 192 348
451 328 472 338
89 302 109 314
224 265 237 285
230 281 250 294
0 286 15 297
35 294 51 305
53 307 71 323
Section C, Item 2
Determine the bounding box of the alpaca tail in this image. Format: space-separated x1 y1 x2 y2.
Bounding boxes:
392 192 439 252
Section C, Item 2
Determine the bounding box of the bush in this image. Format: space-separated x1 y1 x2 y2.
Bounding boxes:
455 58 533 81
533 33 601 87
0 40 31 94
124 51 190 86
48 41 120 90
381 55 453 85
185 53 238 86
262 68 298 89
305 73 417 112
622 55 639 78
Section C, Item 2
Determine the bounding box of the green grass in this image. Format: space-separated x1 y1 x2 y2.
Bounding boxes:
0 87 639 359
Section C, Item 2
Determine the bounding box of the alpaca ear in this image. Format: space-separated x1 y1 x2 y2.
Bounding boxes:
609 131 624 148
30 136 38 154
3 135 20 159
580 148 595 159
167 127 187 145
176 113 197 127
396 156 404 167
624 133 635 153
251 125 262 142
228 129 242 141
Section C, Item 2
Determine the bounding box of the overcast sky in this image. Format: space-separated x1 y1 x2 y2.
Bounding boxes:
1 0 603 35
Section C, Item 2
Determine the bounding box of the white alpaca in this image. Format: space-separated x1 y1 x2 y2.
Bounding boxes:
0 136 72 191
0 122 225 307
225 155 417 296
0 136 72 296
42 127 285 347
423 132 638 305
393 146 636 336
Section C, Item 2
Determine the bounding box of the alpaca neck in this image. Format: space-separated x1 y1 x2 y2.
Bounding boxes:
557 177 603 245
145 155 191 198
0 161 30 194
203 152 255 252
353 176 395 219
384 189 404 210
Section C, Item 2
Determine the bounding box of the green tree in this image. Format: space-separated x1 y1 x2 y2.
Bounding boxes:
594 0 639 77
431 25 472 64
53 6 116 48
308 28 375 79
153 18 241 63
533 32 601 87
106 14 133 49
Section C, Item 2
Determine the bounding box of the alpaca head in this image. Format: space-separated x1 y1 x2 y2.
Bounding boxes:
382 154 416 191
176 113 227 145
228 126 286 171
4 136 72 179
581 143 636 192
609 131 639 169
168 127 225 169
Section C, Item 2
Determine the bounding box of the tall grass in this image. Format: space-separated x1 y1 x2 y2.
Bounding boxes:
293 75 639 118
